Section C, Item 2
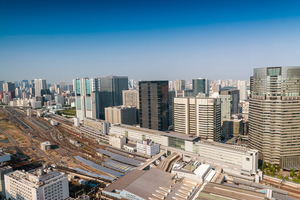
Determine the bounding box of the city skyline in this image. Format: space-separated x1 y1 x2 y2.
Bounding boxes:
1 1 300 83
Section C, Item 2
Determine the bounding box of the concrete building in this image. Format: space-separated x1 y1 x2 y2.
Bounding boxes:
173 97 221 142
123 90 140 124
74 77 100 120
139 81 169 131
55 95 64 105
211 83 221 93
40 141 51 151
174 79 185 91
74 117 80 127
220 89 240 114
110 124 258 175
105 105 136 125
136 139 160 156
122 90 139 109
109 135 126 149
222 119 243 139
34 79 47 97
192 78 209 96
5 168 69 200
238 80 247 102
249 66 300 169
171 163 211 183
3 82 14 92
31 101 42 109
83 118 110 134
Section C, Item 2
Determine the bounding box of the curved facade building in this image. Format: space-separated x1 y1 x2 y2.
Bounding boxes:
249 67 300 169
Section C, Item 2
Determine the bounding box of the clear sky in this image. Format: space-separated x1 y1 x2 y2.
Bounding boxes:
1 0 300 84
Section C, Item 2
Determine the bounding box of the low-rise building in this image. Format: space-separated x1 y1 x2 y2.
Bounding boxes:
5 168 69 200
110 124 258 176
102 168 199 199
40 141 51 151
50 119 58 126
83 118 109 134
105 105 136 125
109 135 126 149
32 101 42 109
136 139 160 156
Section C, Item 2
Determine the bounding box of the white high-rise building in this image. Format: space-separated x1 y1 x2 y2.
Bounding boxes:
5 168 69 200
174 79 185 91
173 97 221 142
238 80 247 102
34 79 47 97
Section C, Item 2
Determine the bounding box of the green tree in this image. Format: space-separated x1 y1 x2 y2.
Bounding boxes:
277 165 280 172
279 174 283 179
272 167 276 173
268 163 271 169
271 172 274 177
285 176 289 180
263 162 267 169
291 168 295 177
273 164 276 169
266 171 270 176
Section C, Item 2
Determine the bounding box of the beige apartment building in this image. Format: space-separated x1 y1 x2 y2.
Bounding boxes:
173 97 221 142
249 66 300 169
105 105 136 125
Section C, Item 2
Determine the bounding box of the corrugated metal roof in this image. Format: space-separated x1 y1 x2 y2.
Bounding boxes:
74 156 124 177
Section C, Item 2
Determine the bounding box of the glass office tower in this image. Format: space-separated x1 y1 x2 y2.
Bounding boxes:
249 67 300 169
192 78 209 96
99 76 128 119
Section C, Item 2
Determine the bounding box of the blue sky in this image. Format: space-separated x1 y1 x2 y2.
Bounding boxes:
1 0 300 84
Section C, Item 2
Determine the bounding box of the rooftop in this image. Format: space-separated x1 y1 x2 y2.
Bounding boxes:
103 168 199 199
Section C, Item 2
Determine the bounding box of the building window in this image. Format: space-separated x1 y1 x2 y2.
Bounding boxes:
246 158 250 161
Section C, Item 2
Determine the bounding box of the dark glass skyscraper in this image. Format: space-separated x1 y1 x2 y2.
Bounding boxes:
139 81 169 131
192 78 209 96
99 76 128 119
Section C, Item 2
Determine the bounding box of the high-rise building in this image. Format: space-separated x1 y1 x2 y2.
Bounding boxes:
173 97 221 142
0 80 4 92
220 90 240 114
34 79 47 97
249 66 300 168
3 82 15 92
192 78 209 96
99 76 128 119
67 84 73 92
5 168 69 200
73 77 100 120
139 81 169 131
174 79 185 91
211 83 221 93
123 90 139 124
59 80 66 92
238 80 247 102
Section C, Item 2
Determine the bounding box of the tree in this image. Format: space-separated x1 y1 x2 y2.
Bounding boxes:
279 174 283 179
271 172 274 177
266 171 270 176
263 162 267 169
268 163 271 169
272 167 276 173
285 176 289 180
273 164 276 169
277 165 280 172
291 168 295 177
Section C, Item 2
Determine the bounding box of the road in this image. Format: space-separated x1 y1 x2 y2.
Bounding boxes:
0 128 18 146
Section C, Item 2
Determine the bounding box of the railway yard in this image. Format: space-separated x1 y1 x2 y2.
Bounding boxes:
1 106 300 199
0 106 150 197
